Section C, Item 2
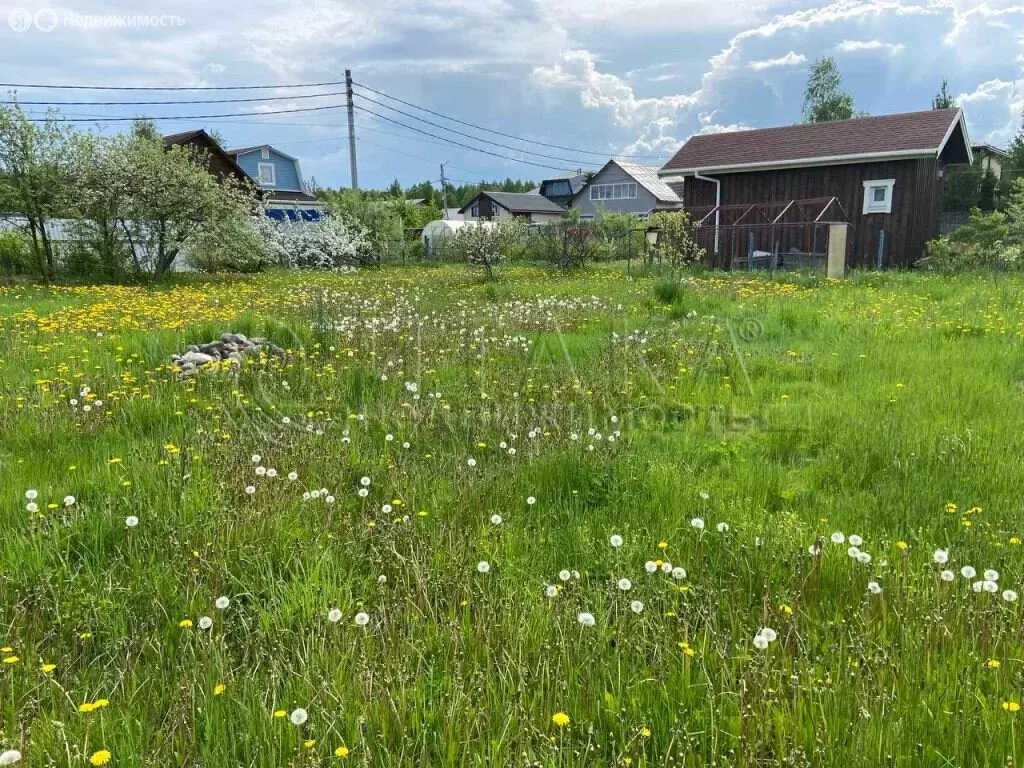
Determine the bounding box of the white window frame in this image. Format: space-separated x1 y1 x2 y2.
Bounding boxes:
862 179 895 214
257 162 276 187
589 182 638 201
260 147 270 160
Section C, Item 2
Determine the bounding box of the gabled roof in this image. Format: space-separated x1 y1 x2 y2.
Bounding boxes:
459 191 567 214
539 173 591 196
225 144 300 162
585 160 680 203
972 142 1009 158
162 129 251 185
660 108 972 176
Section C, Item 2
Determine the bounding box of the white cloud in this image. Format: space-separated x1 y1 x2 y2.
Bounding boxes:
836 39 906 54
749 51 807 70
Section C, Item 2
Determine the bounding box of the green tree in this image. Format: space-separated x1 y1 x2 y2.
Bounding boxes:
1009 111 1024 187
802 57 856 123
0 101 78 278
932 78 956 109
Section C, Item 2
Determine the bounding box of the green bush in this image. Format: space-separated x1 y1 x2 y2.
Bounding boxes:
653 277 683 304
0 229 31 275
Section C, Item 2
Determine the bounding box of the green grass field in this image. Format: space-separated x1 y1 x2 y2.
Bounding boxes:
3 265 1024 767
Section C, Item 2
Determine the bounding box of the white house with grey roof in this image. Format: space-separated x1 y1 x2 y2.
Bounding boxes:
571 160 683 218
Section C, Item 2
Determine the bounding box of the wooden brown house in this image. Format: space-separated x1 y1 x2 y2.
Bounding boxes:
658 109 973 268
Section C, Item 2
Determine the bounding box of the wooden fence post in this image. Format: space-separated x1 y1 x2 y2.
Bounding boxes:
827 224 847 278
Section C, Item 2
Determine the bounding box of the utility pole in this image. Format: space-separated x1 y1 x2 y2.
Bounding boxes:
439 162 449 219
345 69 359 191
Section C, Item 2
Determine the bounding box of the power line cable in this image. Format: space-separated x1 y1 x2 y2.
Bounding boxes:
0 79 346 91
352 80 667 161
353 105 572 172
4 90 347 106
353 92 595 168
31 104 348 123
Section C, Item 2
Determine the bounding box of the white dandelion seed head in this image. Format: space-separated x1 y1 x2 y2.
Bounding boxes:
302 492 311 502
644 561 658 574
251 454 261 464
699 491 710 501
752 634 769 650
972 580 985 593
808 544 822 556
831 532 845 545
378 574 387 584
848 534 863 547
690 518 705 531
266 468 277 478
24 489 37 501
198 616 213 630
617 578 632 591
476 560 491 574
287 472 298 481
244 486 256 495
215 596 230 610
856 551 872 564
125 515 139 528
63 495 76 507
672 567 686 580
360 477 371 487
961 566 977 579
25 502 37 513
381 504 392 514
354 612 370 626
716 522 729 533
467 457 476 467
758 627 778 643
660 562 673 574
847 546 861 558
490 514 502 525
255 466 267 476
1003 590 1018 602
526 496 536 506
630 600 644 614
572 570 580 580
940 570 955 582
558 570 571 582
577 612 596 626
328 608 343 623
357 488 369 498
402 442 410 449
545 584 558 598
0 749 23 765
867 581 882 595
325 495 335 504
984 569 1000 582
609 534 623 548
289 708 308 726
281 417 291 425
984 580 1000 593
933 548 949 565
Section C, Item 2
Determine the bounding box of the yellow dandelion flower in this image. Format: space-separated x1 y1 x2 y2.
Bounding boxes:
1003 701 1021 713
1011 537 1022 545
0 647 11 653
79 632 92 640
273 710 286 719
986 659 1001 669
896 541 908 551
213 684 226 696
640 727 651 738
41 663 56 674
2 656 19 664
79 702 95 713
303 739 316 749
93 699 109 709
552 712 570 728
334 745 351 758
179 619 193 628
89 749 111 766
779 604 794 615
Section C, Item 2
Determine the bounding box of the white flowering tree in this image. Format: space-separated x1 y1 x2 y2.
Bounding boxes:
254 213 375 270
443 221 520 279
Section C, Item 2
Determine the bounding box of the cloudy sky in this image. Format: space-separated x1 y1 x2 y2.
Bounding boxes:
2 0 1022 190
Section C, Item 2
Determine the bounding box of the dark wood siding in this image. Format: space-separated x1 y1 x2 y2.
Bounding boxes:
683 158 946 268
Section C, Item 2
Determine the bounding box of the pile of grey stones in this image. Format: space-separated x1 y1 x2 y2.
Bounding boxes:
172 333 284 376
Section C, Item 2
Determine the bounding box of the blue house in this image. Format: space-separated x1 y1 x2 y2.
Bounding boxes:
226 144 327 221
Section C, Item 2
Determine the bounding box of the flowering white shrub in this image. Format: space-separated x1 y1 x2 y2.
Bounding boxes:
256 212 375 270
